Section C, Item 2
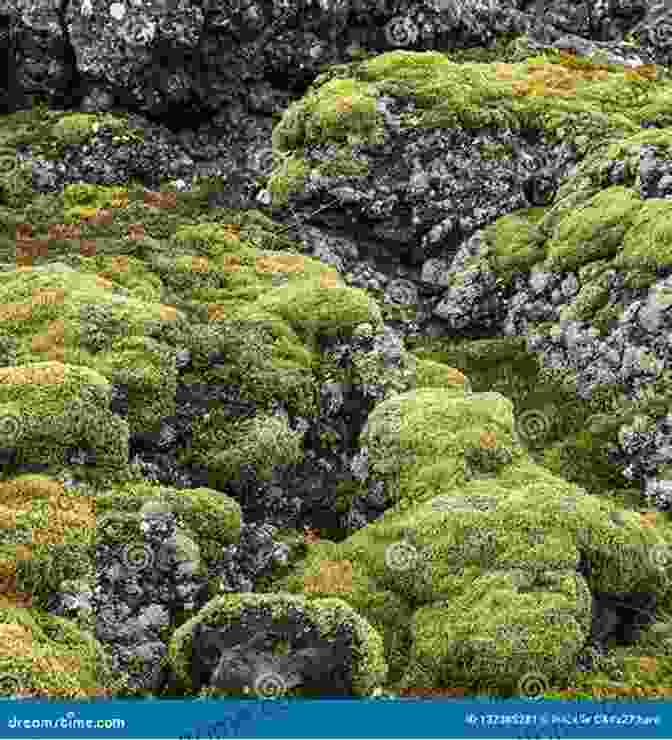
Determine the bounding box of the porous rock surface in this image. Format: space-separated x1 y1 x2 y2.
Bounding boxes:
2 0 672 705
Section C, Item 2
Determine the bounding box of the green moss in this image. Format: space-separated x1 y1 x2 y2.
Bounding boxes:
314 148 370 178
543 186 642 273
616 198 672 271
0 474 99 610
51 113 120 147
413 357 471 393
240 273 383 346
184 411 305 485
0 363 129 477
0 605 117 698
62 183 129 224
334 478 364 514
479 141 516 160
94 481 243 566
561 272 613 323
483 208 547 286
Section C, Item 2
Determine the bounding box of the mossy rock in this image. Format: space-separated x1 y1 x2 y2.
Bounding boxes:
168 592 388 697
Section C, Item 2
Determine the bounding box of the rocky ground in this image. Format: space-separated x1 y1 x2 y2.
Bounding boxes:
3 0 672 708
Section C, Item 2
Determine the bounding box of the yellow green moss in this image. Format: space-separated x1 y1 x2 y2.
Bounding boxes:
93 480 243 565
0 605 118 698
182 410 305 486
0 268 186 432
50 112 143 150
0 362 129 476
0 474 98 610
543 185 642 273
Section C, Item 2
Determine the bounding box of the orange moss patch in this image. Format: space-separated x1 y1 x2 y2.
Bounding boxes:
501 53 657 100
0 301 33 322
98 255 131 275
48 223 82 241
127 223 146 240
94 275 115 290
191 256 210 272
33 288 66 306
79 239 97 257
31 319 65 361
256 254 307 275
0 363 67 384
638 656 658 672
625 64 659 82
15 238 50 266
83 208 114 227
221 224 241 240
158 304 178 321
221 255 242 272
640 511 659 529
303 525 321 544
0 477 96 545
304 559 353 593
110 192 129 209
15 223 33 240
479 430 498 449
335 96 355 114
0 622 34 656
0 572 34 608
143 190 177 209
319 271 339 288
